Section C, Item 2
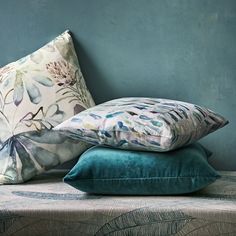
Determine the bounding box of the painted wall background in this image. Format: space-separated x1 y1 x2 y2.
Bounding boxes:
0 0 235 170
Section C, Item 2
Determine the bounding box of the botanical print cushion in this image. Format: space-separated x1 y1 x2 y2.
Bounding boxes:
54 97 228 152
0 31 95 184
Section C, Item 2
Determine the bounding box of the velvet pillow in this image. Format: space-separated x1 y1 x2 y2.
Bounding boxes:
64 144 220 195
0 31 95 184
54 97 228 152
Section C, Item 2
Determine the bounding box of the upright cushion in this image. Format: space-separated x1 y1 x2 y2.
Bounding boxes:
0 31 95 184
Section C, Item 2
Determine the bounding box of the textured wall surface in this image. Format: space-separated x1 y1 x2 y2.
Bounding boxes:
0 0 235 170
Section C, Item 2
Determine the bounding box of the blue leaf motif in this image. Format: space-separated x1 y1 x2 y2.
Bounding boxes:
89 113 102 120
100 130 112 138
22 130 68 144
71 117 82 123
15 140 38 180
169 113 178 122
25 80 41 104
148 140 160 146
131 140 145 146
46 104 65 124
139 115 151 120
13 71 24 106
32 76 54 87
151 120 163 127
127 111 138 116
106 111 123 118
117 121 124 129
18 134 60 169
12 191 102 200
116 140 127 147
134 106 147 110
179 108 188 119
117 121 129 131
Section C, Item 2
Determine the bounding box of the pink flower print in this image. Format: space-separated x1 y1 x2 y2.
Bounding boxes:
46 60 77 87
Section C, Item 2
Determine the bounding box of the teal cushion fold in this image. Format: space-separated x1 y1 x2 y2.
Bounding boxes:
64 143 220 195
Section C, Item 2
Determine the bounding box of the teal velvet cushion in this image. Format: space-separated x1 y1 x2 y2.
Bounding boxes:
64 143 220 195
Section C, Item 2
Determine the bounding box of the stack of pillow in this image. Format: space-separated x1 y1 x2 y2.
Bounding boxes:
0 30 228 196
54 98 228 195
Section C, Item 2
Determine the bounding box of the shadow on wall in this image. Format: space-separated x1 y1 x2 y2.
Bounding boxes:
73 36 118 104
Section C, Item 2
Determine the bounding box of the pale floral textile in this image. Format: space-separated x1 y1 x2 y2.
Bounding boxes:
0 31 95 184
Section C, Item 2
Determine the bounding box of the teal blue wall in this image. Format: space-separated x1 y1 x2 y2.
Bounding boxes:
0 0 235 170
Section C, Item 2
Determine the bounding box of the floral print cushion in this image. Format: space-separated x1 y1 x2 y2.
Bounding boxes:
54 97 228 152
0 31 95 184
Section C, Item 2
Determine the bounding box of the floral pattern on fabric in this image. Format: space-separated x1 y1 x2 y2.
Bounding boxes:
54 97 228 152
0 31 95 184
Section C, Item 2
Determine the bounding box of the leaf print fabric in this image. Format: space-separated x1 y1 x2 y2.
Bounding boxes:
54 97 228 152
1 170 236 236
0 30 95 184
